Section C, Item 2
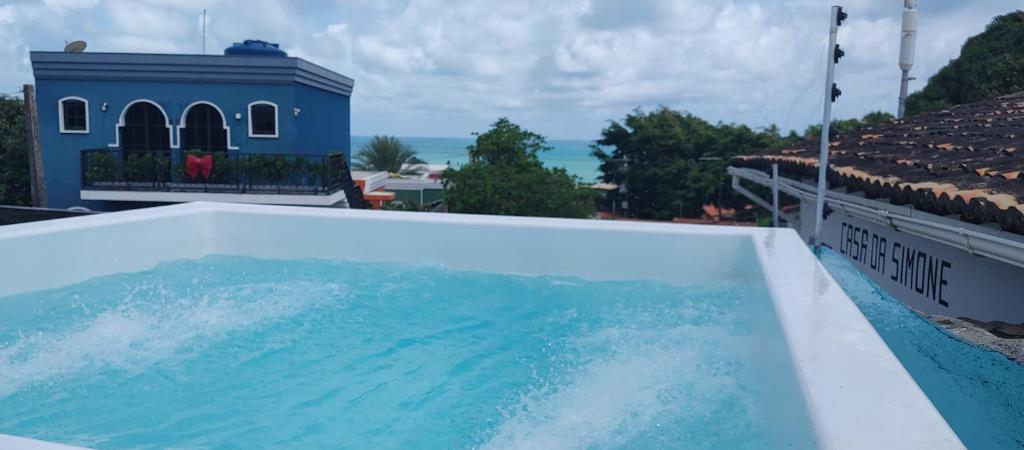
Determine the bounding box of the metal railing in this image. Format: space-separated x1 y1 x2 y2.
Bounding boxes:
81 148 354 197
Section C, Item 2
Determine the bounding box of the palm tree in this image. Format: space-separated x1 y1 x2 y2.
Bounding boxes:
353 136 425 176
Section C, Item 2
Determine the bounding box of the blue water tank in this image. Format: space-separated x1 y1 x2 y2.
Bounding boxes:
224 40 287 57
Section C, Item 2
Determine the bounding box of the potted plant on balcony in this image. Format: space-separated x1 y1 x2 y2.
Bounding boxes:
122 151 170 185
244 154 294 189
84 152 118 186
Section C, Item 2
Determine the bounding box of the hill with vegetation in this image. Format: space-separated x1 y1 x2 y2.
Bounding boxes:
906 11 1024 116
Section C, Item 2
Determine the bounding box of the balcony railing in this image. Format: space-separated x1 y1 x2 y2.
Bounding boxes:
81 149 360 199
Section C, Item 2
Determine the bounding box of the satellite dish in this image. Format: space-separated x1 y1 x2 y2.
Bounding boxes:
64 40 87 53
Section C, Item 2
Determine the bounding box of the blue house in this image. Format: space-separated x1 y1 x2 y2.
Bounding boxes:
29 40 364 210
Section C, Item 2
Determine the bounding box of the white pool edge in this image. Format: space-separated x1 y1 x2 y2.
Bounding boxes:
0 434 89 450
0 202 964 449
750 229 962 449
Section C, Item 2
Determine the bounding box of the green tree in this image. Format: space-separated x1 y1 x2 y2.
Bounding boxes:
803 110 894 140
443 118 594 218
861 110 895 126
906 11 1024 116
353 135 424 176
0 95 30 206
593 107 782 220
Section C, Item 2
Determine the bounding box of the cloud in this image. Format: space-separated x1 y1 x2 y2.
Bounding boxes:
356 36 432 73
41 0 100 11
0 0 1020 139
0 5 14 25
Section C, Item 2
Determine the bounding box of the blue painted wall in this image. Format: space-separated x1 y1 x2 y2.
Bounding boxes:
294 83 351 157
34 76 351 209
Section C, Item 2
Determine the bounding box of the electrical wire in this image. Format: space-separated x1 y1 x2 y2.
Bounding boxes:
806 88 827 136
783 38 829 135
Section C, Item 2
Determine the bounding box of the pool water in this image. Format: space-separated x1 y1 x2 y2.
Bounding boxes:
820 248 1024 450
0 256 815 449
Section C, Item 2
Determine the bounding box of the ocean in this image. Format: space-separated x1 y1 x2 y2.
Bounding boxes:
352 136 602 182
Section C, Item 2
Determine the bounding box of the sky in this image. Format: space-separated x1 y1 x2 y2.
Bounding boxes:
0 0 1019 140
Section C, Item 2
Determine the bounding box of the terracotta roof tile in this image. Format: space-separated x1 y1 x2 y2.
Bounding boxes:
734 91 1024 234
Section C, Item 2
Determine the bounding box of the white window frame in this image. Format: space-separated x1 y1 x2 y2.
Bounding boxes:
108 99 175 148
178 100 239 150
58 96 89 134
247 101 279 139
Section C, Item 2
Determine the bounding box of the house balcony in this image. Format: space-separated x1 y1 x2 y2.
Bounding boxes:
80 148 364 207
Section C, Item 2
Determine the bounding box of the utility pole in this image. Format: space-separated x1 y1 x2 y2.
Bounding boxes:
897 0 917 119
772 163 779 227
812 5 847 253
22 85 47 208
618 157 629 217
202 9 207 55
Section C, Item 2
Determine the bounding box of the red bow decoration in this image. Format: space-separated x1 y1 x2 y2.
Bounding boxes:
186 154 213 179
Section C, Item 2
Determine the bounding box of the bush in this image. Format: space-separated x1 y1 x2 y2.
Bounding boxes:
245 154 294 184
123 151 170 183
84 152 117 184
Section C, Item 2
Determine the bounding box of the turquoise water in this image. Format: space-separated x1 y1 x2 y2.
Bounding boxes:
352 136 601 182
820 248 1024 449
0 256 815 449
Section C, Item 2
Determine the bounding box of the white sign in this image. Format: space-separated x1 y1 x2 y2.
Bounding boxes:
799 198 1024 324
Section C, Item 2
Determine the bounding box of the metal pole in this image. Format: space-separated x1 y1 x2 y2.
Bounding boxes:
202 9 207 55
898 69 910 119
771 163 779 227
897 0 917 119
813 6 840 253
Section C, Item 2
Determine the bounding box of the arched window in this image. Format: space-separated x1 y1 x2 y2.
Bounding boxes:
119 101 170 151
180 102 229 152
59 97 89 134
248 101 278 138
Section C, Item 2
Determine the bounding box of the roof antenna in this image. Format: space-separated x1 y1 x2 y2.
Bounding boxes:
202 9 207 55
897 0 918 119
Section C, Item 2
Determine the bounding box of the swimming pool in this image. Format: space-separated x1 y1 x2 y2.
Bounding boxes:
0 202 963 449
0 257 815 449
820 249 1024 450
